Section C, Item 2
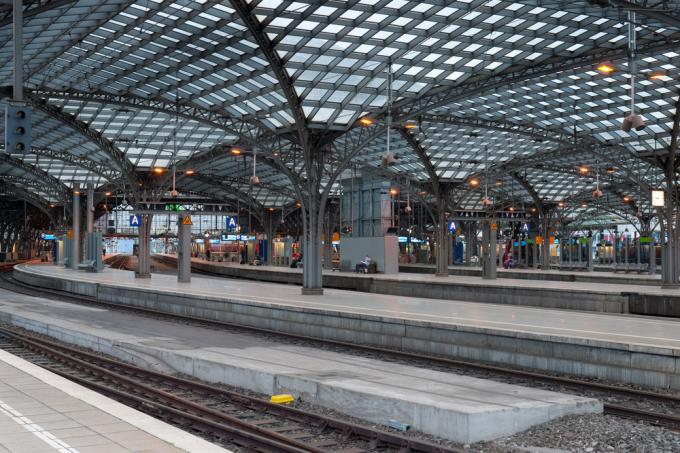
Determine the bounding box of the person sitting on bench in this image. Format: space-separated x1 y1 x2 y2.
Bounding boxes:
355 255 372 273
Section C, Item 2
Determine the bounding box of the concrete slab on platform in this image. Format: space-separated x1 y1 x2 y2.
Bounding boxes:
0 287 600 443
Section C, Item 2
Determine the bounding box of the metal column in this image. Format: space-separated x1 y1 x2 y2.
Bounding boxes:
532 240 538 269
587 237 594 271
177 213 191 283
70 183 80 270
435 197 448 277
135 214 152 278
481 221 497 279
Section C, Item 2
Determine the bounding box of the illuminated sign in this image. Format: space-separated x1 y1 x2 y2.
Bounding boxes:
41 233 56 240
165 204 183 212
129 215 141 227
651 190 664 207
226 216 238 231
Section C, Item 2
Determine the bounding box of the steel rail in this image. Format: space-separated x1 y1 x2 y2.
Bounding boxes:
0 322 462 453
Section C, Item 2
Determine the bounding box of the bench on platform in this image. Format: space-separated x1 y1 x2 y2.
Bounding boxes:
613 262 649 274
554 261 588 271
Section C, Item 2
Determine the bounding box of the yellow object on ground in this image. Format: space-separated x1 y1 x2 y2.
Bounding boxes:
270 394 295 404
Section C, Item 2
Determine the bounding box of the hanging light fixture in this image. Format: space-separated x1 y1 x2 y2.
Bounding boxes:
170 75 180 198
592 163 603 199
382 59 397 167
622 11 645 132
250 142 260 186
405 189 412 213
482 146 492 206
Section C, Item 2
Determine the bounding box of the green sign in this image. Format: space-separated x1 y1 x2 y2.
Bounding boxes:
165 204 183 212
578 237 589 245
639 236 652 244
526 239 534 245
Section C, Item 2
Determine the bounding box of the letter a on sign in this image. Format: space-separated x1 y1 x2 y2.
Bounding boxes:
182 216 193 225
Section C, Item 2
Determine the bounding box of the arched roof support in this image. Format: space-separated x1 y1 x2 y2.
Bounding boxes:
228 0 308 144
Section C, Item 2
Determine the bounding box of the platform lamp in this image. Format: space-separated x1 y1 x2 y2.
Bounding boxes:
382 59 397 167
621 11 645 132
250 143 260 186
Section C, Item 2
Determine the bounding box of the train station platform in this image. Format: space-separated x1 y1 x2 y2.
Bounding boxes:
153 254 676 316
0 342 228 453
398 263 661 286
0 280 600 443
13 263 680 392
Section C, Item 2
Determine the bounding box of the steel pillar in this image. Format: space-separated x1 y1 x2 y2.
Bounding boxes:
70 183 80 270
301 197 323 295
135 213 151 278
177 213 191 283
435 196 448 277
481 221 497 279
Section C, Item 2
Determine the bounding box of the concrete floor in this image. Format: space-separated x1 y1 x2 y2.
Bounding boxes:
0 286 600 443
21 263 680 350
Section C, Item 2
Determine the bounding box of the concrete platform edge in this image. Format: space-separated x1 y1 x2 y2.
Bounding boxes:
0 348 230 453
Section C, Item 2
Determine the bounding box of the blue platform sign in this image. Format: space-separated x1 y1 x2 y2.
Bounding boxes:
226 215 238 231
129 215 141 227
448 221 456 232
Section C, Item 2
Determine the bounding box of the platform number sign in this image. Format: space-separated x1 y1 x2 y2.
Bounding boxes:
226 216 238 231
129 215 141 227
4 104 32 154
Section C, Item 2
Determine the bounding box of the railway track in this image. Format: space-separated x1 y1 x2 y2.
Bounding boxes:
0 324 461 453
2 262 680 435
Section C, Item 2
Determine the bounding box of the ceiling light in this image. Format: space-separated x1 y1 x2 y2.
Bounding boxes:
508 206 515 212
468 178 479 188
404 122 417 130
105 192 112 196
359 117 374 127
231 147 242 155
578 165 588 174
152 167 164 174
389 187 399 196
596 62 615 74
558 201 565 208
623 195 631 202
581 203 588 208
495 179 502 187
185 170 195 176
649 71 669 81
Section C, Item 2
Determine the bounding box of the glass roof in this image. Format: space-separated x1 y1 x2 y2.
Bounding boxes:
0 0 678 222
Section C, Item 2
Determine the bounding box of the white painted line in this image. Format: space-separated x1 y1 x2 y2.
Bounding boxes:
0 350 232 453
0 399 79 453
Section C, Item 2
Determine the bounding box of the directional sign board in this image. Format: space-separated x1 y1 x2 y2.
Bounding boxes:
226 215 238 231
449 210 528 221
129 215 141 227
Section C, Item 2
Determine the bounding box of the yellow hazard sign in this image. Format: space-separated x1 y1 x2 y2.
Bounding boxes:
490 222 497 231
182 216 193 225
